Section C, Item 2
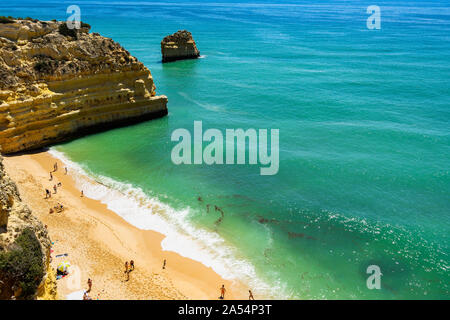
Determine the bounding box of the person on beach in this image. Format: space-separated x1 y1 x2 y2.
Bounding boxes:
55 203 64 213
83 292 92 300
162 259 166 270
50 172 53 181
81 190 84 197
54 162 58 172
124 261 130 281
130 260 135 271
57 182 62 187
53 185 57 194
45 189 51 199
65 167 68 175
249 290 255 300
87 278 92 292
220 285 226 300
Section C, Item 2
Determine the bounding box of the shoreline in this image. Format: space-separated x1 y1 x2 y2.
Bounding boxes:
3 151 248 300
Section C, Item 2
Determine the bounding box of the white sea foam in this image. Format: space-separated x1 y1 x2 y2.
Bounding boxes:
49 148 284 299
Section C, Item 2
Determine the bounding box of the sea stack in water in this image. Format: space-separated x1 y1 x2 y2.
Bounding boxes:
161 30 200 63
0 18 168 154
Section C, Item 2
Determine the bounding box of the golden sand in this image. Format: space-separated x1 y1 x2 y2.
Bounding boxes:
3 151 247 300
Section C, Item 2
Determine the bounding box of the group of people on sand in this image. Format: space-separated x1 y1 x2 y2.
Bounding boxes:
46 162 64 197
124 260 135 281
45 162 70 212
122 258 165 279
44 184 60 198
52 182 62 194
121 258 256 300
49 162 65 178
219 285 255 300
45 163 66 214
49 203 64 213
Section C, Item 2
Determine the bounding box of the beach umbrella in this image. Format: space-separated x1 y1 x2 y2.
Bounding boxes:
57 261 70 273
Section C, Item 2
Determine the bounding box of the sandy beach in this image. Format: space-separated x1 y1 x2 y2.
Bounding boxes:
3 151 247 300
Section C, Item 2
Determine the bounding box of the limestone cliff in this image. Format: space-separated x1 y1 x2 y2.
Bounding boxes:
0 156 55 299
161 30 200 62
0 18 168 154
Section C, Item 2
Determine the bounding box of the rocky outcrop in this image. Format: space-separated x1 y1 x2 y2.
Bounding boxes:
0 18 168 154
0 156 55 299
161 30 200 63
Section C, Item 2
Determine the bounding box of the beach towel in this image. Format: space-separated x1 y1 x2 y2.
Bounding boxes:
56 273 69 280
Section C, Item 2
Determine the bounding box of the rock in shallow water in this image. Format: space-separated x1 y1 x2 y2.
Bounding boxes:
161 30 200 63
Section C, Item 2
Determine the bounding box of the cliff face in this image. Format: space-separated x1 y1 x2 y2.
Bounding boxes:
0 156 55 299
161 30 200 63
0 19 168 154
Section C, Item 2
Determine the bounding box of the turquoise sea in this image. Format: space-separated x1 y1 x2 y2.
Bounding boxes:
3 0 449 299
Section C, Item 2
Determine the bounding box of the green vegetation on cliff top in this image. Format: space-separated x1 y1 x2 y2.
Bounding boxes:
0 228 45 299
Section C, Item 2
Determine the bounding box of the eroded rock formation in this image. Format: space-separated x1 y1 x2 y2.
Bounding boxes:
161 30 200 63
0 18 168 154
0 156 55 300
